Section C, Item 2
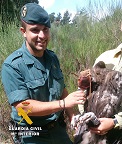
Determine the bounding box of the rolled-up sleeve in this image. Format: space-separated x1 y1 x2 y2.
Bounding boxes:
114 113 122 129
1 63 29 105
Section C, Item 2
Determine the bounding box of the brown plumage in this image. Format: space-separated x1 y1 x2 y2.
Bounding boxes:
74 61 122 144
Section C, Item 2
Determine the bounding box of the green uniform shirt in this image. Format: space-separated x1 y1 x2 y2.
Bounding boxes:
2 42 65 126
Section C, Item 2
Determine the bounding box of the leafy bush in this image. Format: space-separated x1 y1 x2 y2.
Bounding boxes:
0 1 122 142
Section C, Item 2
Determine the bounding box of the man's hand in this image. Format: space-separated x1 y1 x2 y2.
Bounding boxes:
64 90 86 108
90 118 115 135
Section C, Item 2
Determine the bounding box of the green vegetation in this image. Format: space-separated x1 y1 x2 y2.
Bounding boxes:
0 1 122 142
50 5 122 92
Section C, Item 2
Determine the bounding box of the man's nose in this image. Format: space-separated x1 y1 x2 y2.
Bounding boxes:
38 30 46 38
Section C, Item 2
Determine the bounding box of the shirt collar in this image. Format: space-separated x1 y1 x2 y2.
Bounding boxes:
22 42 52 72
114 43 122 58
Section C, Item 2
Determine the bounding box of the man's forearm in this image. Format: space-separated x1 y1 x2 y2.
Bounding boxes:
13 99 63 116
60 88 75 121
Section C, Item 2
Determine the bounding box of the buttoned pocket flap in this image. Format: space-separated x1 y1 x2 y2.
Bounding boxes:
26 78 45 89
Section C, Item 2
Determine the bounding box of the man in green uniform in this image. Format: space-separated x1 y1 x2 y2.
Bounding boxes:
1 3 86 144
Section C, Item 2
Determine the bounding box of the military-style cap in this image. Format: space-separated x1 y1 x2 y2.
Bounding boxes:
20 3 51 28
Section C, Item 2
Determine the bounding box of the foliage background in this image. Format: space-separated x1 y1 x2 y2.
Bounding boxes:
0 0 122 143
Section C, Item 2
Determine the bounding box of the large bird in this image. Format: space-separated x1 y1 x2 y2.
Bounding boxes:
72 61 122 144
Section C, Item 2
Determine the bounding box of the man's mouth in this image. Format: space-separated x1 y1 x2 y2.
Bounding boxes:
36 40 46 46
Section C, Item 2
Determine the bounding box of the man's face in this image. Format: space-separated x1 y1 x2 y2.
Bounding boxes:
21 23 50 57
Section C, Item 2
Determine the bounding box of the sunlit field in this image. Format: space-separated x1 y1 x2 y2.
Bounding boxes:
0 1 122 143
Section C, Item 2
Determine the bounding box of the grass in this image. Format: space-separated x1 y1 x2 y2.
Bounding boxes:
0 1 122 142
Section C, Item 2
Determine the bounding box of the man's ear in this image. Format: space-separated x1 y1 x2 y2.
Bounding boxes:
20 27 26 38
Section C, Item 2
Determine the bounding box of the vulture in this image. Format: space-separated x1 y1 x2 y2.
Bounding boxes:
73 61 122 144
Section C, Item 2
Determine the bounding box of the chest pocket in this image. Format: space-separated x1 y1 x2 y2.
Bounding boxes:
26 78 45 89
25 78 48 101
50 66 64 100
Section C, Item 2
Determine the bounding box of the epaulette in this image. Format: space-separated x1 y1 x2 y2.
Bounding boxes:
46 49 55 54
46 49 57 57
4 50 23 64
